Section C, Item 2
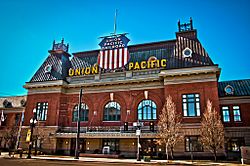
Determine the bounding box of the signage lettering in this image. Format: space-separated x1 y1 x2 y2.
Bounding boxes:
128 59 167 70
68 59 167 77
68 65 99 76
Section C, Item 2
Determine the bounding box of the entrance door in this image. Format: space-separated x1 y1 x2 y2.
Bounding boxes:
141 139 157 157
70 138 86 156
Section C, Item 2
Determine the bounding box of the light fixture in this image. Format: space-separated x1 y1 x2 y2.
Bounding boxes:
87 142 90 145
30 119 37 124
110 93 114 101
93 111 97 116
144 91 148 99
127 110 130 115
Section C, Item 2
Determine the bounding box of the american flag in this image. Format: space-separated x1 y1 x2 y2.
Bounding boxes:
98 48 130 70
98 34 130 70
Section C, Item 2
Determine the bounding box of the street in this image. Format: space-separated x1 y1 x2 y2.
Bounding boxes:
0 158 181 166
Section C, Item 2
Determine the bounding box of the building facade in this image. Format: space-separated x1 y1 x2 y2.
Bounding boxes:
0 95 26 150
19 20 250 159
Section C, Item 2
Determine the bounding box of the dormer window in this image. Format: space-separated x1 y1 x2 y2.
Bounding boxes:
44 65 52 73
182 47 192 58
224 85 234 95
148 56 157 62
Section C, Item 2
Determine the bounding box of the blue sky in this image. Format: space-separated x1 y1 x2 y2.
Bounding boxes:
0 0 249 96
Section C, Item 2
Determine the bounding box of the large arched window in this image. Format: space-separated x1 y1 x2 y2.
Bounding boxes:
138 100 157 120
72 103 89 122
103 101 121 121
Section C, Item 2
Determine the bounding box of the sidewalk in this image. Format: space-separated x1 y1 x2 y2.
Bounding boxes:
0 152 246 165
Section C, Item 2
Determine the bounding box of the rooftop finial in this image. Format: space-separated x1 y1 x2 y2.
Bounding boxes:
51 38 69 53
178 18 194 32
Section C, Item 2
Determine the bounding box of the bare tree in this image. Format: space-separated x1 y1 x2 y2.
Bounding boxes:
157 95 182 160
3 127 18 150
200 100 224 161
33 120 47 155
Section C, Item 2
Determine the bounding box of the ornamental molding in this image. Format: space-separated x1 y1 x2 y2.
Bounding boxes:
159 66 220 77
55 132 157 139
163 73 217 85
219 96 250 104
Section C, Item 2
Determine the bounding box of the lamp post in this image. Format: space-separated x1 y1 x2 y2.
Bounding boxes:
27 108 37 159
75 89 83 159
134 90 148 161
134 121 143 161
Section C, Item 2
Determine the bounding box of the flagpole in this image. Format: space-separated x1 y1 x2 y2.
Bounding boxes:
113 9 117 35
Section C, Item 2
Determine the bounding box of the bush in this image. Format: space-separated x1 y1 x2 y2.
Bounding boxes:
143 156 151 162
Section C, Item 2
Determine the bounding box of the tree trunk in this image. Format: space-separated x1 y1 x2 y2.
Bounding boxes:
213 148 217 161
165 145 169 160
170 146 174 160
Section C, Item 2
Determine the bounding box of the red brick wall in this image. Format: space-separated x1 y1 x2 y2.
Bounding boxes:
24 81 221 127
24 93 62 126
164 81 220 123
220 103 250 127
66 88 165 127
24 88 165 127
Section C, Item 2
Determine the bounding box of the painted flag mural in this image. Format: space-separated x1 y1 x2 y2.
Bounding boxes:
98 34 130 70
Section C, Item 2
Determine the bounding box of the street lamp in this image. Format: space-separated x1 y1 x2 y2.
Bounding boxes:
27 108 37 159
133 90 148 161
75 89 83 159
133 121 143 161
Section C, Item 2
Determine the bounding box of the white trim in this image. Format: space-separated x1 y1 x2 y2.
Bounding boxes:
159 66 220 77
99 51 103 68
114 49 117 69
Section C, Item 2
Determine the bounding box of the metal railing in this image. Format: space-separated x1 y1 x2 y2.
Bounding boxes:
57 126 158 134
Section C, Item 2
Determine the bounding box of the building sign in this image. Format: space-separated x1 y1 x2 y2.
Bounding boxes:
26 129 31 142
128 59 167 70
68 34 167 77
68 65 98 76
98 34 130 70
68 58 167 77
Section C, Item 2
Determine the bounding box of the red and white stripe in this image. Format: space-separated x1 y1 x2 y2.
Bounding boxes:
98 48 130 69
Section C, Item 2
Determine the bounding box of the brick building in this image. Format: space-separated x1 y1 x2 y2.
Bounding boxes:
0 95 26 150
19 19 250 159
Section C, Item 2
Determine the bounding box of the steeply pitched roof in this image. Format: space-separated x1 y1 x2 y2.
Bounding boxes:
72 30 214 71
28 30 216 83
29 54 63 82
218 79 250 97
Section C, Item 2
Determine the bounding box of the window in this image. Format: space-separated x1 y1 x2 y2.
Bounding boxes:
72 103 89 122
15 114 20 126
137 100 157 120
103 102 121 121
182 94 200 117
222 106 230 122
0 113 7 126
227 138 245 152
36 102 48 121
233 106 241 122
224 85 234 95
185 136 203 152
103 139 119 153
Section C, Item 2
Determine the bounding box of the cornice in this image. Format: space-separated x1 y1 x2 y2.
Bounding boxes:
219 96 250 104
159 66 220 77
